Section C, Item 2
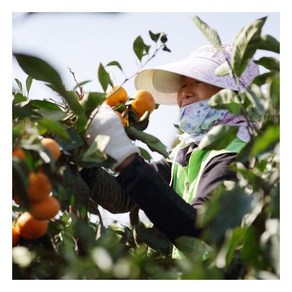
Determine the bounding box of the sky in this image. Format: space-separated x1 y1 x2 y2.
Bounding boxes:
12 12 280 159
2 0 289 287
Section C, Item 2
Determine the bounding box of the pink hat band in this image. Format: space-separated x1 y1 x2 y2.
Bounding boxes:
134 44 260 105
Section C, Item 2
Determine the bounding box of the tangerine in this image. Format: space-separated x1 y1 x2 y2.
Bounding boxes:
16 212 48 240
131 90 155 117
30 196 61 220
41 137 61 160
13 148 25 160
105 86 128 107
27 171 52 202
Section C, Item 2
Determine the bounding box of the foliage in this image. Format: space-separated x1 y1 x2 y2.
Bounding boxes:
12 17 279 279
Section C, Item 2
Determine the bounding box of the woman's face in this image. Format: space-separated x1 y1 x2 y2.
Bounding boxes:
177 76 222 108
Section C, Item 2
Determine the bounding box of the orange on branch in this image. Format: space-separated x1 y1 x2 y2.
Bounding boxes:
41 137 61 160
16 212 48 240
105 86 128 107
13 148 25 160
27 171 52 202
131 90 155 117
30 196 61 220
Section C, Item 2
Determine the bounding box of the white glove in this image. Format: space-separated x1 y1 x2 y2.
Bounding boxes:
85 103 140 170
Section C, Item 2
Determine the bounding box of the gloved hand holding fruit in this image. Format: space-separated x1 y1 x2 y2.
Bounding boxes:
85 86 156 170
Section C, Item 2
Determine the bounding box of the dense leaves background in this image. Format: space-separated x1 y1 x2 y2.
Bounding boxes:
12 16 279 279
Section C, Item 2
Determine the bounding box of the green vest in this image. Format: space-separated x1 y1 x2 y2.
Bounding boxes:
171 138 246 258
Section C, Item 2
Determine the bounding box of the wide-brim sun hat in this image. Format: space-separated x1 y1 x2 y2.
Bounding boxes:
134 43 260 105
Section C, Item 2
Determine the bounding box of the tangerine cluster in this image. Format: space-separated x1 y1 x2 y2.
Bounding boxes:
12 138 61 246
105 86 156 126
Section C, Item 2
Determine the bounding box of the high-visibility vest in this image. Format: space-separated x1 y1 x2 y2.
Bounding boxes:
171 138 246 258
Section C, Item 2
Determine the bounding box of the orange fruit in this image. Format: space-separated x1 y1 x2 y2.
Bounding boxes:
16 212 48 240
131 90 155 117
27 171 52 202
41 137 61 160
30 196 61 220
105 86 128 107
12 224 20 247
13 148 25 160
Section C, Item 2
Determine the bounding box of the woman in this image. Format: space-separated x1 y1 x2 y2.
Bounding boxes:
82 43 260 251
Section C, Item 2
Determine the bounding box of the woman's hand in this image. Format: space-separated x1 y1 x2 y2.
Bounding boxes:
85 103 140 170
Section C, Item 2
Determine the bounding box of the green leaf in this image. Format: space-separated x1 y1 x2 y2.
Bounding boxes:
200 185 252 241
240 226 268 269
62 90 85 116
269 72 280 110
192 16 222 50
29 99 67 121
82 135 108 163
37 118 70 140
133 36 150 61
175 236 214 259
254 56 279 72
250 124 279 156
75 114 88 134
25 75 33 96
98 63 111 92
135 225 171 254
13 92 27 104
62 168 91 208
232 17 267 77
14 53 63 89
106 61 123 72
138 147 152 162
244 85 267 120
14 78 23 94
209 89 243 115
72 80 92 91
56 129 84 152
215 61 231 77
253 71 277 87
125 126 169 158
149 30 161 42
258 34 280 54
29 99 63 111
14 53 85 119
13 159 30 209
13 103 41 120
216 227 247 268
199 125 239 150
80 92 105 115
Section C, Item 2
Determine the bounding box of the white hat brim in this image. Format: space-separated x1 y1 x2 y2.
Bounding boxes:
134 57 240 105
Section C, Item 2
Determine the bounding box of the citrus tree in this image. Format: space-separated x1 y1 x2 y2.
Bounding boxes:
12 16 279 279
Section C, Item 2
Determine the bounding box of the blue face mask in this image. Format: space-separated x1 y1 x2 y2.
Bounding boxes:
179 98 227 136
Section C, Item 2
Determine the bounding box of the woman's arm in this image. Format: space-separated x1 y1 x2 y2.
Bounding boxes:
117 154 200 242
80 166 135 214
